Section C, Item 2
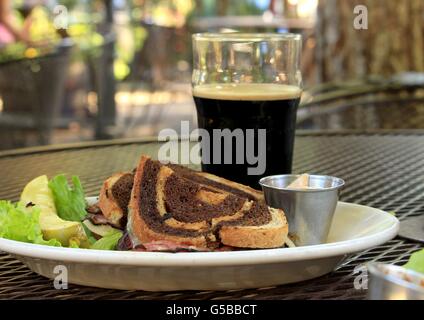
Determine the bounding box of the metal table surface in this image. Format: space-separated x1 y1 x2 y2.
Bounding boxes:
0 132 422 300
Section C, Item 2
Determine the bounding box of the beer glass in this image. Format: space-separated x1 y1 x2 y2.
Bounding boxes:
192 33 302 189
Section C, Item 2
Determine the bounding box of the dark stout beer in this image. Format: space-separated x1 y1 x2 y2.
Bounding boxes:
193 83 301 189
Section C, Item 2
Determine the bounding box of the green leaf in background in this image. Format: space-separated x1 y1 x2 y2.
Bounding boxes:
0 201 61 246
48 175 87 222
91 230 123 251
404 249 424 274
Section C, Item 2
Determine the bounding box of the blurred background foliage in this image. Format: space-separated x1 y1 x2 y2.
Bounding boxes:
0 0 423 150
0 0 319 82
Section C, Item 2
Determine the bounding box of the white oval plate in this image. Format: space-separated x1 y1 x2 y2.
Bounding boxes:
0 201 399 291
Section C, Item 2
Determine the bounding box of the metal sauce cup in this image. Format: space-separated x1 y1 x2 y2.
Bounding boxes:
367 263 424 300
259 174 345 246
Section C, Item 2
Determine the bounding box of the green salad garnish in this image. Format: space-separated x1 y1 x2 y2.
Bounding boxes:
48 175 87 222
91 230 123 250
0 201 61 246
0 174 122 251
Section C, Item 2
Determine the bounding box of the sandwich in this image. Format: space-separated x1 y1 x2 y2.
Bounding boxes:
130 156 288 250
97 155 289 251
97 163 263 230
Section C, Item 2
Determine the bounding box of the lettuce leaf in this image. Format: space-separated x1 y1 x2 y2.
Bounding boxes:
81 222 97 245
404 249 424 274
91 230 123 250
0 201 61 246
48 175 87 222
68 238 81 248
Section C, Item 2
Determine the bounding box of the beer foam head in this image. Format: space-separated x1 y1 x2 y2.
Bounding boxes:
192 83 302 101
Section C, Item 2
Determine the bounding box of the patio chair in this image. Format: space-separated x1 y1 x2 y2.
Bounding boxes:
298 74 424 130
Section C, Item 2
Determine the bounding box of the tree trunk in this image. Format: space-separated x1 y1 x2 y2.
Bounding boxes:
316 0 424 82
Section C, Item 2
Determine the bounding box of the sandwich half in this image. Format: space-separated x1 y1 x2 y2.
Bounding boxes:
98 172 134 228
127 156 288 250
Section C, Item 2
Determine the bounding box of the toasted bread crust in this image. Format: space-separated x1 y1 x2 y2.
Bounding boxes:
219 208 288 248
129 208 209 248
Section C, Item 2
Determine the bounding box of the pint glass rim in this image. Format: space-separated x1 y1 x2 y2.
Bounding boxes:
192 32 302 42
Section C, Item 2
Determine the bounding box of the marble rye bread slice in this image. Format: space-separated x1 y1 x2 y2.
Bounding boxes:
98 159 263 229
98 172 134 228
127 156 288 250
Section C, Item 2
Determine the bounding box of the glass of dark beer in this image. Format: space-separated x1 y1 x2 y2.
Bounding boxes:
192 33 302 189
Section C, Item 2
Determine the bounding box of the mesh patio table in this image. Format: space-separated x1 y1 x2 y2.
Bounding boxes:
0 132 422 300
